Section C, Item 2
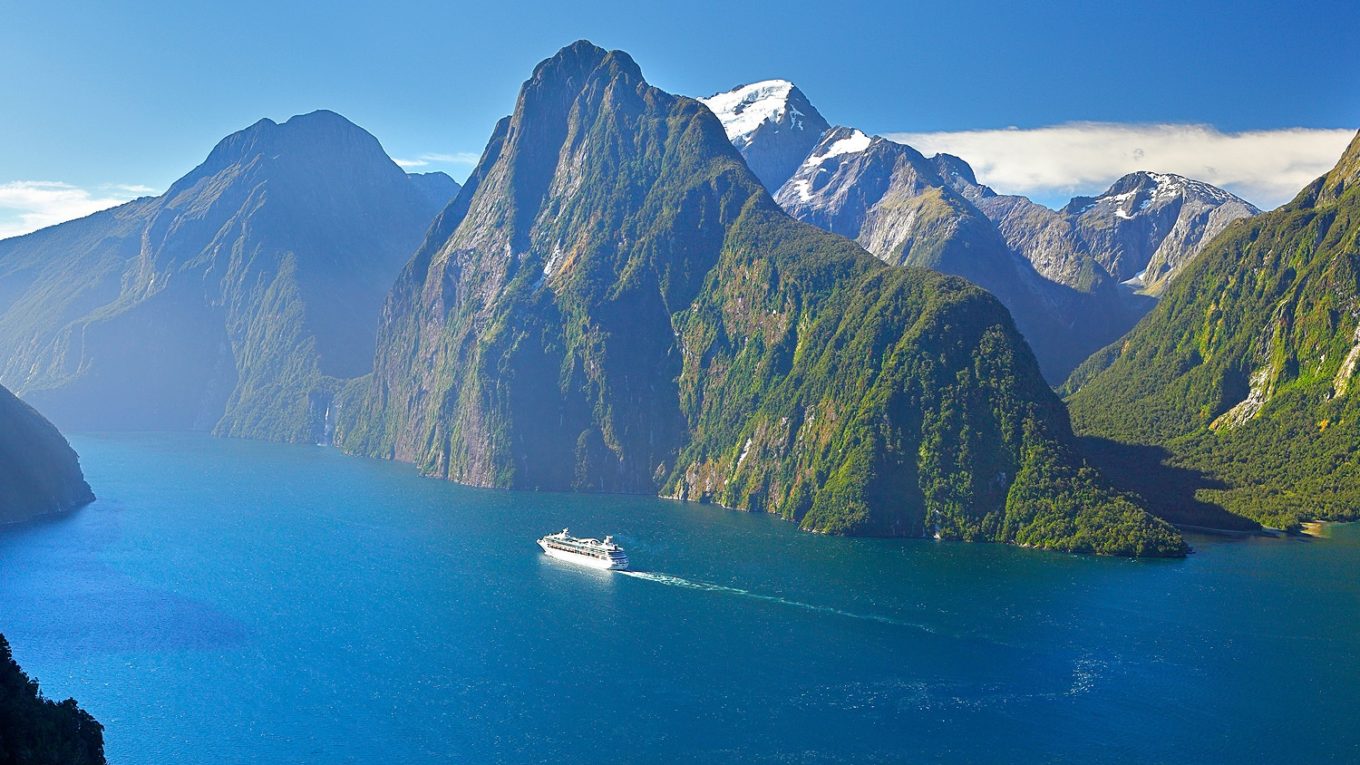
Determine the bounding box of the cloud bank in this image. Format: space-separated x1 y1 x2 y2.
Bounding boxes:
0 181 152 240
885 123 1357 210
392 151 481 169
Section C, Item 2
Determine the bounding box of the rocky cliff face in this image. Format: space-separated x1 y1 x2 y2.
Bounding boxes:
0 384 93 524
337 41 1184 556
1066 131 1360 531
0 111 449 442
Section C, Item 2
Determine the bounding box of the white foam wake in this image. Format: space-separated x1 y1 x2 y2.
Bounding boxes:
618 570 931 631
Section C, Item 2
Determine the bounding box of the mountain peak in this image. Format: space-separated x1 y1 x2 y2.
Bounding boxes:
171 109 398 197
281 108 358 130
698 79 831 191
699 80 822 147
931 153 978 186
1098 170 1256 213
528 40 640 91
407 171 462 211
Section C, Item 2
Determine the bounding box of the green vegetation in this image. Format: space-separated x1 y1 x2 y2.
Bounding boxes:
1067 132 1360 531
0 634 105 765
338 41 1185 556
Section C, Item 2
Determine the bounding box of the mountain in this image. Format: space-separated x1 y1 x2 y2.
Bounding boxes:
699 84 1256 382
943 166 1259 295
1065 131 1360 531
407 171 462 210
0 634 105 764
771 125 1147 381
699 80 830 192
0 384 93 524
0 111 449 443
335 41 1184 556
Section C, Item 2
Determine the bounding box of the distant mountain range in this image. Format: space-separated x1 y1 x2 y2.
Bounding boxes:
0 111 458 442
701 81 1258 381
333 41 1183 556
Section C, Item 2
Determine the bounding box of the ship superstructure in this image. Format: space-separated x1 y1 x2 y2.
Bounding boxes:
537 529 629 570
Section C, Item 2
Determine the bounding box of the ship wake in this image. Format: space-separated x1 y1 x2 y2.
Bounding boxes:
618 570 933 632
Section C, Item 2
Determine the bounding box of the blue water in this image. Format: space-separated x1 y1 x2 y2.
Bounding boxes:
1 433 1357 764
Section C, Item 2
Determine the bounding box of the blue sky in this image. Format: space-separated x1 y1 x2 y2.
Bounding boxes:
2 0 1357 235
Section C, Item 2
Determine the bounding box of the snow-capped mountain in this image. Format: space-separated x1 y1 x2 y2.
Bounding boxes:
699 80 829 192
1067 172 1260 292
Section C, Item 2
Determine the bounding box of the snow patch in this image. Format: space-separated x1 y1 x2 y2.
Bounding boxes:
802 129 872 168
700 80 799 147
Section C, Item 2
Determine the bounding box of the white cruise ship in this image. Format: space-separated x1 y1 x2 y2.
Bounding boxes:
537 529 629 571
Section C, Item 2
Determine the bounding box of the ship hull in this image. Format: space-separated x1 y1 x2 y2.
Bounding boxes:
537 540 628 570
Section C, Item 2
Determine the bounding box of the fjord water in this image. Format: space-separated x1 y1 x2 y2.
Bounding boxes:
1 434 1357 764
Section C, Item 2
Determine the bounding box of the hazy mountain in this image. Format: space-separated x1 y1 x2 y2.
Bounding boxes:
1066 131 1360 531
407 171 462 210
699 80 830 192
0 384 93 524
0 110 449 442
336 41 1183 556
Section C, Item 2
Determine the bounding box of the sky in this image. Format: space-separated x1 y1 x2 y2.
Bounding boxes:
1 0 1357 237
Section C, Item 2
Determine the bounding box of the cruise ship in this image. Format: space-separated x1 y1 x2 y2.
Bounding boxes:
537 529 629 571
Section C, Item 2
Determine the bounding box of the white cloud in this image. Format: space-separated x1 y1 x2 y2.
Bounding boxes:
884 123 1357 210
392 151 481 170
0 181 152 240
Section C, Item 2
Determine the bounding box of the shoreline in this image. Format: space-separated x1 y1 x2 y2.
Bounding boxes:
1301 521 1329 537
